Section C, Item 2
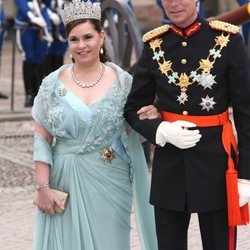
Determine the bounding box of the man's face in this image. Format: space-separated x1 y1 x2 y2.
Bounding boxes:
161 0 198 28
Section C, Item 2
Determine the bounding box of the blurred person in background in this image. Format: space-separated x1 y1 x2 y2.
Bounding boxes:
43 0 68 76
0 1 8 99
14 0 60 107
236 0 250 45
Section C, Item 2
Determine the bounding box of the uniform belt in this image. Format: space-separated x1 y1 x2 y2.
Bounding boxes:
160 110 249 229
161 110 229 127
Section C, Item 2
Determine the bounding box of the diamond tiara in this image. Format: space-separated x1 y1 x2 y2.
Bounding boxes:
59 0 101 26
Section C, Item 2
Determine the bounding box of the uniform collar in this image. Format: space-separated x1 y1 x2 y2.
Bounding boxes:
171 17 202 38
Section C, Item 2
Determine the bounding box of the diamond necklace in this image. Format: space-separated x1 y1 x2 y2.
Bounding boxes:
71 63 105 88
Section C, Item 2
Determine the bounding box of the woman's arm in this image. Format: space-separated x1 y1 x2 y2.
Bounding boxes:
137 105 161 120
34 122 52 185
34 122 64 215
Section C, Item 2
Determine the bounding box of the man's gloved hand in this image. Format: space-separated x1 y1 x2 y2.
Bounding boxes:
156 120 202 149
27 11 46 28
238 179 250 207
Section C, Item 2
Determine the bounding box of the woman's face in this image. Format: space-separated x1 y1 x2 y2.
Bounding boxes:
68 21 104 65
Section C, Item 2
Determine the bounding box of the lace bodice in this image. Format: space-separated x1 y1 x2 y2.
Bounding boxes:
32 62 133 153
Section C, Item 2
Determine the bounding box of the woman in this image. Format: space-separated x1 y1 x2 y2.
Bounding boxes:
32 0 158 249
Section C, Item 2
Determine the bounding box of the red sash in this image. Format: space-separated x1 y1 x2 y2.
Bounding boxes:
161 110 249 228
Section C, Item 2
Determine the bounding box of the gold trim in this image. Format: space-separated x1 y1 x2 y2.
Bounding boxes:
143 25 170 43
209 20 240 34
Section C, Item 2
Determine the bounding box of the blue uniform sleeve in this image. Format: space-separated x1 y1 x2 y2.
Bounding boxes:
42 0 52 7
0 7 6 51
236 0 250 44
14 0 30 17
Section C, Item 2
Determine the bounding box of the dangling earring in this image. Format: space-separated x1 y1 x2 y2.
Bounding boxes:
69 53 75 63
100 47 104 55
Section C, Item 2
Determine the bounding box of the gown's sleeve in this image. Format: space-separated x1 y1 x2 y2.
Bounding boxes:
33 133 53 167
126 129 158 250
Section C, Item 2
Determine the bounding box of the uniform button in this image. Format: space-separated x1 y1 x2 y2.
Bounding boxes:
182 41 187 47
182 111 188 115
181 59 187 64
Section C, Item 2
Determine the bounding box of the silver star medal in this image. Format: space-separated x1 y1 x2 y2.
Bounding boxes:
199 72 217 90
177 91 188 105
199 95 216 112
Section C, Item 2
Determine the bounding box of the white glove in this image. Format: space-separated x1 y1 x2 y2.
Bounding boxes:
27 2 35 11
47 9 61 25
27 11 46 28
238 179 250 207
156 120 202 149
56 0 64 10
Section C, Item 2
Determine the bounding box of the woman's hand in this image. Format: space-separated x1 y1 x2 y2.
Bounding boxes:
37 187 64 215
137 105 161 120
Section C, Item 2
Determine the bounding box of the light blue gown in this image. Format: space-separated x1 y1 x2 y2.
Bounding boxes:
32 62 157 250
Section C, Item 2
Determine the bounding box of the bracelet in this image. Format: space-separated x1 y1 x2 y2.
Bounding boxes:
36 183 50 191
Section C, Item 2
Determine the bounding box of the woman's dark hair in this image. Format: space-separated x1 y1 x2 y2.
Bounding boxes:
66 19 109 63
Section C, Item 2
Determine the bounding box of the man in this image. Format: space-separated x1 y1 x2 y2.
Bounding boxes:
124 0 250 249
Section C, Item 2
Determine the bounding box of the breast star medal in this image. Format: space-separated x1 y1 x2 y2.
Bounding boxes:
101 147 115 163
199 72 217 90
199 95 216 112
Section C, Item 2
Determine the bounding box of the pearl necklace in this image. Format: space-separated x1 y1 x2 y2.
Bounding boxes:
71 63 105 88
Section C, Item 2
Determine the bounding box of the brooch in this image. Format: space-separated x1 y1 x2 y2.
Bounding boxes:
58 88 67 97
101 146 115 163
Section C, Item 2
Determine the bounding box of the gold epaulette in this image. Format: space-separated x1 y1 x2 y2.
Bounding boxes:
142 25 171 43
209 20 240 34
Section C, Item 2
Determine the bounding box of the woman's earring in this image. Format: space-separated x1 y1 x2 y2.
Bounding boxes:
69 53 75 63
100 47 104 55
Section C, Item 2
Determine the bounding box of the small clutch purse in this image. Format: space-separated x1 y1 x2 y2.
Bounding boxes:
33 188 69 213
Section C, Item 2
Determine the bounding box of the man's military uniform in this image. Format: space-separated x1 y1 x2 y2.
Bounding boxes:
44 0 67 76
124 17 250 249
14 0 52 107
